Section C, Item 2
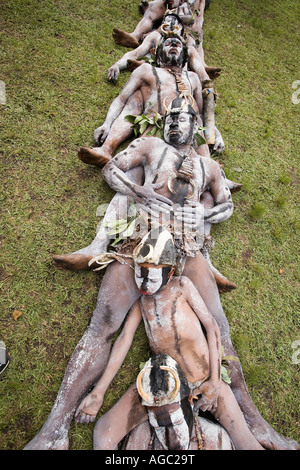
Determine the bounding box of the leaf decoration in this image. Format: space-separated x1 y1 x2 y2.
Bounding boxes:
221 365 231 384
220 346 240 384
104 214 140 247
137 54 157 66
125 117 206 145
188 29 201 45
125 112 164 139
194 126 206 146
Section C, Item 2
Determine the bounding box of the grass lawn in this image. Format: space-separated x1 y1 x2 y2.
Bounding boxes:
0 0 299 450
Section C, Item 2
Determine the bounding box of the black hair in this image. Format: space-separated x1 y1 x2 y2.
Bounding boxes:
149 354 191 399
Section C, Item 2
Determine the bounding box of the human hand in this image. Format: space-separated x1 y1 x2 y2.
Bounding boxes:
213 129 225 153
174 200 204 231
179 3 194 23
94 123 110 145
195 380 220 413
75 391 104 424
107 65 119 83
134 182 173 218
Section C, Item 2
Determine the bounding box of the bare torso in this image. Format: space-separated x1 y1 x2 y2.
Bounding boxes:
136 64 202 116
141 138 216 202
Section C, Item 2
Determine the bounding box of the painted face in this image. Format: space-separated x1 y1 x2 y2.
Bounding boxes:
134 264 171 296
160 37 184 66
137 354 193 450
164 112 194 146
161 15 183 35
148 402 190 450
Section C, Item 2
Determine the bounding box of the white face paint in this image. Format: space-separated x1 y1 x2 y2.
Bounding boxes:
164 112 194 146
161 15 182 35
134 264 164 296
161 37 184 66
137 355 192 449
148 407 190 450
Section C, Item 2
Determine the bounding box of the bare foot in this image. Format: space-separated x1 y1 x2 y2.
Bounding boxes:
78 147 110 167
212 270 237 293
112 28 139 48
75 392 103 424
52 254 95 271
229 181 243 194
205 65 222 81
250 420 300 450
127 59 144 72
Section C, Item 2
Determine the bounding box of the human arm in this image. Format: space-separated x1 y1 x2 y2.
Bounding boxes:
101 138 173 217
75 302 142 423
213 126 225 153
203 160 234 224
182 277 222 411
107 33 158 83
94 66 148 144
174 199 204 232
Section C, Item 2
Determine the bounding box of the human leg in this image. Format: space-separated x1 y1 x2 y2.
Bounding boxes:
78 90 143 166
182 253 299 449
93 383 148 450
200 190 237 292
212 381 263 450
52 167 143 271
24 261 141 449
182 253 231 337
112 2 164 48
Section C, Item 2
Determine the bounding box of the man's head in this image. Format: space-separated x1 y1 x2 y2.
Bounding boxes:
133 228 176 296
164 0 184 9
156 33 187 68
163 97 198 147
137 354 193 450
161 12 184 37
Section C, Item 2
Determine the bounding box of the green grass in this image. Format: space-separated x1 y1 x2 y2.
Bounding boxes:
0 0 299 450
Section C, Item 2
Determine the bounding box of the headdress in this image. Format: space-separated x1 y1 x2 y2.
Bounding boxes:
160 10 185 36
163 96 197 117
136 354 190 406
132 227 176 267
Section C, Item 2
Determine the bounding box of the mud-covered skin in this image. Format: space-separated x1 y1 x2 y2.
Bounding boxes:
25 249 299 450
108 11 220 84
93 62 204 148
101 134 233 226
113 0 206 55
64 115 297 450
87 273 263 450
79 33 222 164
